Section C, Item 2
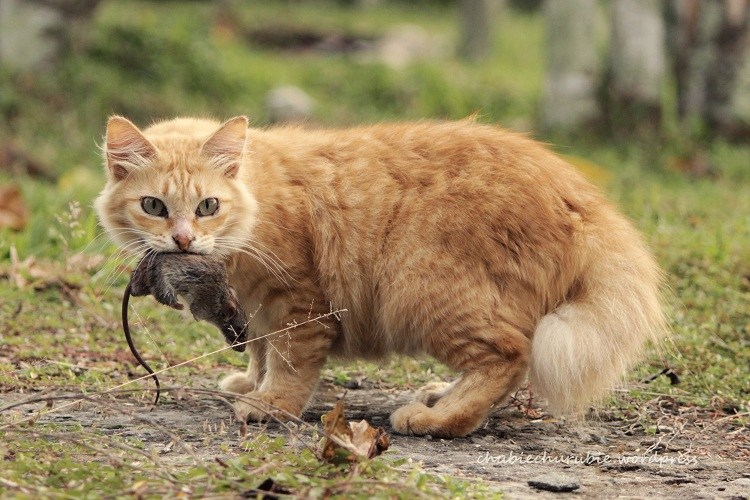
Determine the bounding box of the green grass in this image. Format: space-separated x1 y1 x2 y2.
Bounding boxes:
2 430 496 498
1 0 749 497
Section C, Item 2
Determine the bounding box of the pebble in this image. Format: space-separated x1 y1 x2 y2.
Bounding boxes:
528 473 580 493
265 86 315 123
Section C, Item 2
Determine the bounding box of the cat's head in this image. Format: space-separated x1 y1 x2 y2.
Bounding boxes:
94 116 258 257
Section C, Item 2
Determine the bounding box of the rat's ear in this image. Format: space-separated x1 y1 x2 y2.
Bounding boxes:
200 116 248 178
104 116 157 182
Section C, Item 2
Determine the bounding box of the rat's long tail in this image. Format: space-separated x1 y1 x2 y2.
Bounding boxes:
529 218 665 414
122 282 161 406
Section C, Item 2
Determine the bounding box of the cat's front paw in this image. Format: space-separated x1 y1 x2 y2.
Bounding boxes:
234 391 304 423
219 372 257 394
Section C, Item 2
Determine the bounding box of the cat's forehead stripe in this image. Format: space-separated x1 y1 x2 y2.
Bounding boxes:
159 169 203 205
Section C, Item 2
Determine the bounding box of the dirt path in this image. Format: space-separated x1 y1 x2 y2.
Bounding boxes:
4 379 749 499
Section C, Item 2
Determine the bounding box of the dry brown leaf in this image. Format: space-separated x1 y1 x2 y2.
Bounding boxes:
320 398 390 463
0 185 28 231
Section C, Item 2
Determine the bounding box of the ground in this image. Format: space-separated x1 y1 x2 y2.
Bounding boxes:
2 367 749 498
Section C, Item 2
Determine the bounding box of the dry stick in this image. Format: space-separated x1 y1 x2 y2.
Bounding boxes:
0 310 347 432
2 387 405 496
0 390 202 464
4 427 180 483
2 386 362 463
183 388 326 457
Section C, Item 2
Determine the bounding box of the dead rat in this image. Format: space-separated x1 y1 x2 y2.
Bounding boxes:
122 252 248 404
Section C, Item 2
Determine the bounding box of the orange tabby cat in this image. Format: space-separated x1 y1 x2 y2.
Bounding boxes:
95 116 665 437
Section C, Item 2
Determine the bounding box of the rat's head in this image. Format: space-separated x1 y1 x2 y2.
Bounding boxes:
95 116 258 257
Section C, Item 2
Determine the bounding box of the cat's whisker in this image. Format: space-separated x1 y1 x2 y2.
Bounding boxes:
82 228 150 263
96 240 144 284
95 242 150 303
214 236 291 281
254 218 302 236
73 228 118 256
245 237 297 282
218 243 291 289
214 235 296 286
226 247 288 287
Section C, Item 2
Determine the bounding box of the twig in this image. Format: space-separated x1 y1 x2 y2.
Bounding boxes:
3 427 179 483
0 309 347 432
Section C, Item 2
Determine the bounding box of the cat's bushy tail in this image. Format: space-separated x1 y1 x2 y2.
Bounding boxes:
529 217 666 414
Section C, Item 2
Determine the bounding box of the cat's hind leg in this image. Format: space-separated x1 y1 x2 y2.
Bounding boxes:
391 322 530 438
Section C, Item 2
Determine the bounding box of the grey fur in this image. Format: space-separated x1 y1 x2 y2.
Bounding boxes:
130 253 248 352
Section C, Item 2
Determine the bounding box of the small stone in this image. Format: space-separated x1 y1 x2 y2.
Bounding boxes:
265 86 315 123
369 24 445 68
528 473 580 493
343 379 360 389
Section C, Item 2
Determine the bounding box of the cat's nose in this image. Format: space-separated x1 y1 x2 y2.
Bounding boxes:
172 233 194 251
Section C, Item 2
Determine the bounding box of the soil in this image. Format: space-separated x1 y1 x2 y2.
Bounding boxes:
3 378 749 499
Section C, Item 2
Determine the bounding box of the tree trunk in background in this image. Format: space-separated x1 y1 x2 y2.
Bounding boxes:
706 0 750 138
608 0 666 135
540 0 600 131
668 0 750 139
458 0 504 61
0 0 64 71
667 0 705 125
0 0 100 72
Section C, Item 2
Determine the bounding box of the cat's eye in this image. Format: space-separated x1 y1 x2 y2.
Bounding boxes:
141 197 168 217
196 198 219 217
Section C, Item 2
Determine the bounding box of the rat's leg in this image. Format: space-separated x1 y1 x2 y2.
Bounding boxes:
234 291 338 421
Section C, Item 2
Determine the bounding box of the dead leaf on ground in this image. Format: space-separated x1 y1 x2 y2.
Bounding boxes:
0 185 28 231
320 398 390 464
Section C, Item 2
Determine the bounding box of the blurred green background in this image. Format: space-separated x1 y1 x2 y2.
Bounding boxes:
0 0 748 410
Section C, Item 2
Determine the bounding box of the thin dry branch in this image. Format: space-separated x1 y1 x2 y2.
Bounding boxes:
0 309 347 432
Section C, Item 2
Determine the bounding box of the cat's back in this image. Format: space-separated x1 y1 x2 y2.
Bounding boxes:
256 120 595 198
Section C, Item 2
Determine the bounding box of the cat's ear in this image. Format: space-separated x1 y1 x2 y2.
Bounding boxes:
104 116 156 182
200 116 248 178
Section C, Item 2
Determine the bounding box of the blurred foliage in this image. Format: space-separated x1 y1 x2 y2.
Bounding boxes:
0 0 747 434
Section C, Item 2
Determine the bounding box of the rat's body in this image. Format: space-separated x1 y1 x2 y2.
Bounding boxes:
129 253 248 351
